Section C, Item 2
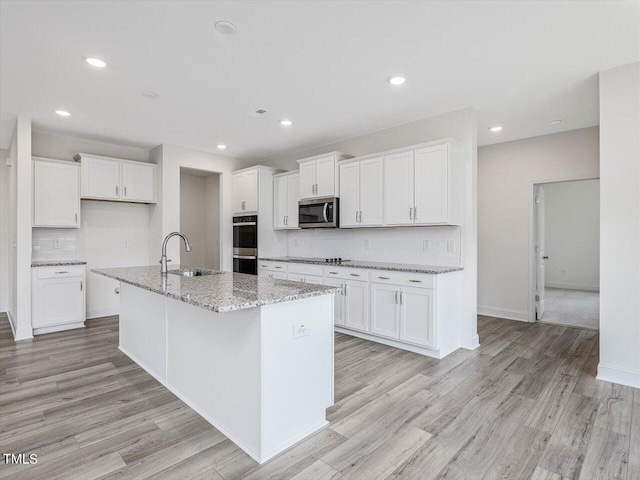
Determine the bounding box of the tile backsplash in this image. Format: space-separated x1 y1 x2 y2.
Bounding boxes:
32 228 78 261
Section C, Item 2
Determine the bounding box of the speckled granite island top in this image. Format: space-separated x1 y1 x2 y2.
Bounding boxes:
260 257 463 275
32 260 87 267
92 265 340 313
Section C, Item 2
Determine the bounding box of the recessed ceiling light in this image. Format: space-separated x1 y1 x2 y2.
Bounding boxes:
549 119 562 126
387 76 406 85
280 119 292 126
55 110 71 117
140 91 158 99
86 57 106 68
490 126 503 132
215 21 237 34
217 144 227 150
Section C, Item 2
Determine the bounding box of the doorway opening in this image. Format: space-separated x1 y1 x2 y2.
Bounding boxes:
532 178 599 329
179 167 221 270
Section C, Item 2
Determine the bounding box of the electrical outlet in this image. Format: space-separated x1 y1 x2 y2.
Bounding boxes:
294 238 299 247
123 240 129 248
53 239 62 249
364 240 370 250
423 240 432 251
447 240 455 253
293 323 309 339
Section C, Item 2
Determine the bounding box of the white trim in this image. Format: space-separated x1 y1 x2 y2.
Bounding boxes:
597 363 640 389
6 310 16 336
335 326 445 359
477 305 530 322
33 322 84 335
459 334 480 350
7 310 34 341
86 307 119 319
528 175 600 323
545 283 600 292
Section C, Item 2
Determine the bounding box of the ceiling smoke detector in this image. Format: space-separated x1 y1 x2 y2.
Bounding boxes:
246 109 270 117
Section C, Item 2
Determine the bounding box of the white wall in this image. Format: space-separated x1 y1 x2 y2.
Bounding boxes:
204 174 220 270
180 173 207 268
31 131 154 319
262 108 479 349
0 148 9 312
598 61 640 388
544 179 599 291
477 127 599 321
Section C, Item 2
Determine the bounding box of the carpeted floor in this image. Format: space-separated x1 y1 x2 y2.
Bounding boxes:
541 287 599 330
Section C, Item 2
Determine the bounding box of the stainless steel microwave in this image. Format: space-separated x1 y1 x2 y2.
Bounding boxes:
298 197 339 228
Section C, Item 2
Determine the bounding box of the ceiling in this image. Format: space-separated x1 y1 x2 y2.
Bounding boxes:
1 1 638 158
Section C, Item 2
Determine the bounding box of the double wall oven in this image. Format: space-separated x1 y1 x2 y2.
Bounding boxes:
233 215 258 275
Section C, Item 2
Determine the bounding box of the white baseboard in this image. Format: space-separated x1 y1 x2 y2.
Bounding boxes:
545 283 599 292
335 326 444 359
6 310 34 341
460 334 480 350
87 307 119 319
477 305 530 322
597 363 640 389
33 322 85 335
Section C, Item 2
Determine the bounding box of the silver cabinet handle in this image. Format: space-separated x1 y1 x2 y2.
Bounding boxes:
409 207 413 220
359 211 363 223
55 271 69 274
400 292 404 304
80 280 83 291
329 271 338 274
124 186 127 197
378 276 390 280
355 211 358 223
409 279 422 283
414 207 418 221
394 291 398 304
116 186 119 196
274 266 282 269
349 273 360 277
75 213 78 223
342 284 347 296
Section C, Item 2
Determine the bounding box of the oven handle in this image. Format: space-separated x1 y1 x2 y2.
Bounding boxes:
233 255 257 260
233 222 256 226
322 203 329 223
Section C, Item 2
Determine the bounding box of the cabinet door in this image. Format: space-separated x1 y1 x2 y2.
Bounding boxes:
299 161 316 199
232 173 245 213
324 278 345 326
370 283 400 339
244 169 259 212
399 286 434 347
315 156 336 197
383 151 414 225
339 162 360 227
121 163 156 203
33 161 80 227
271 271 288 280
82 156 120 200
273 176 287 229
304 274 323 285
344 280 369 332
34 277 84 327
414 144 449 224
359 157 384 226
286 173 300 229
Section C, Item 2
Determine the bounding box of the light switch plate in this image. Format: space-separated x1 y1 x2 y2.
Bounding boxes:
364 240 370 250
423 240 431 251
293 323 309 339
53 239 62 249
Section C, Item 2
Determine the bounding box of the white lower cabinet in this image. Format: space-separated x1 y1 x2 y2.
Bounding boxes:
323 277 345 327
32 265 86 333
399 286 434 348
343 279 369 332
370 282 401 339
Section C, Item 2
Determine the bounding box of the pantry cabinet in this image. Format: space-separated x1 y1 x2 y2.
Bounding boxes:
32 157 80 228
273 171 300 229
75 153 156 204
297 152 352 199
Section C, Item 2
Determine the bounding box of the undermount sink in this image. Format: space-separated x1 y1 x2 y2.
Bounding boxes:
168 268 221 277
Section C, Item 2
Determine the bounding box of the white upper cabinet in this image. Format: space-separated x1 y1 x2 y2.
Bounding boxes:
383 151 414 225
382 141 460 226
273 171 300 229
32 158 80 228
232 168 259 214
121 162 156 203
75 153 156 204
340 157 383 227
297 152 352 199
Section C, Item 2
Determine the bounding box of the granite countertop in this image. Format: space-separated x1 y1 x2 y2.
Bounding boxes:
92 265 340 313
31 260 87 267
259 257 464 275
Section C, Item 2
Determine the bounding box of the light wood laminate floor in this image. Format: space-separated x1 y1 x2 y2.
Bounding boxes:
0 313 637 480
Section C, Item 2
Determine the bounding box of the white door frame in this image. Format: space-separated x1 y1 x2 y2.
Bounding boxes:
527 175 600 323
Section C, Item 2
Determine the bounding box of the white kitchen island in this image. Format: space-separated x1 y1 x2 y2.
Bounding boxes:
93 266 338 464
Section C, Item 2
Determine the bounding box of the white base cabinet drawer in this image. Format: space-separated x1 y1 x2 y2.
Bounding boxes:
258 261 287 272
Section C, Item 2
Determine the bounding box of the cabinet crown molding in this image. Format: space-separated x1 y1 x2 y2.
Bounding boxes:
340 137 458 164
295 151 353 165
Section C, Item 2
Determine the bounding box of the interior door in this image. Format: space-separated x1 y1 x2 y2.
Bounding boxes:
273 176 287 228
323 278 345 326
339 162 360 227
536 185 546 319
370 283 400 339
359 157 384 225
383 151 414 225
33 161 79 227
315 156 336 197
232 173 245 213
121 163 155 202
82 156 120 200
299 161 316 199
344 280 369 332
414 144 448 224
244 169 259 212
286 173 300 229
